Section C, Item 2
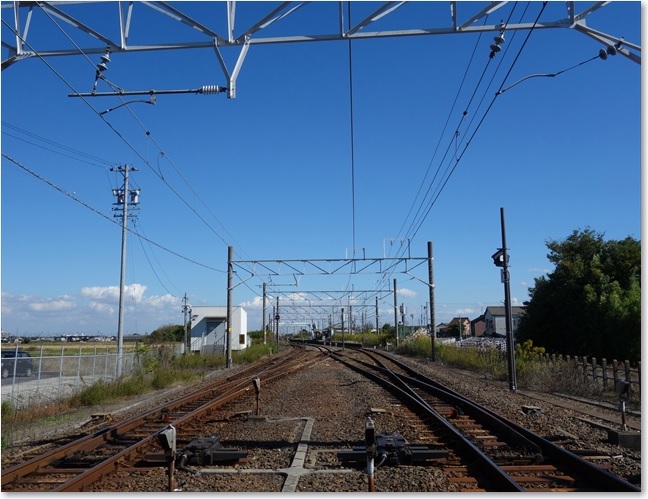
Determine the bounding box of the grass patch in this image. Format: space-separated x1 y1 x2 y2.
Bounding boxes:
395 335 641 407
1 342 274 448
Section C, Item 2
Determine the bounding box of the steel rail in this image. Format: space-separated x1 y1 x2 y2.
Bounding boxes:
327 348 525 491
1 347 328 492
351 349 543 456
360 348 641 492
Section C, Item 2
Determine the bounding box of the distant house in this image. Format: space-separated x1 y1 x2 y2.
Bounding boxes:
483 306 526 337
438 318 470 338
471 314 486 337
435 322 449 337
190 306 248 354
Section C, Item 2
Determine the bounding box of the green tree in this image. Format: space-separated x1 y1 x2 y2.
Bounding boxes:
148 324 184 343
517 228 640 362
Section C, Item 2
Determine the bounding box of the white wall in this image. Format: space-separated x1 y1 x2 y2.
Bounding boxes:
190 306 248 353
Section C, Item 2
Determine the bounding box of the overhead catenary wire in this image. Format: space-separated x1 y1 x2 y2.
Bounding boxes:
387 5 521 264
2 12 258 278
404 3 549 248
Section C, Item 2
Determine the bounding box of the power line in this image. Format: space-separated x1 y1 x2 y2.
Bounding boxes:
2 11 258 278
1 121 115 168
2 153 225 273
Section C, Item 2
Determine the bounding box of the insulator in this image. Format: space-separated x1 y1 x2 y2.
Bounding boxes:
490 44 502 53
200 85 225 94
493 34 505 45
599 48 608 60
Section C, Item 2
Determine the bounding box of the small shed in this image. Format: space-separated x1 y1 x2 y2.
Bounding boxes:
190 306 248 354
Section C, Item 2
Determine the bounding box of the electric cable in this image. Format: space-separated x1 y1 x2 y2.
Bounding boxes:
3 11 259 281
2 153 225 273
1 122 116 168
132 219 181 297
407 2 549 247
13 7 253 264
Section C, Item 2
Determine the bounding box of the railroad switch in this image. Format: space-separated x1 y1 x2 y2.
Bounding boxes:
337 432 448 467
177 436 248 467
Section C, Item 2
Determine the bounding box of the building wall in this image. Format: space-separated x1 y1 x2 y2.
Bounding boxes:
484 307 525 337
471 317 486 337
190 306 248 353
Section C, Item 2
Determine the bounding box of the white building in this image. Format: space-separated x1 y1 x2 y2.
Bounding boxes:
189 306 248 354
483 306 526 337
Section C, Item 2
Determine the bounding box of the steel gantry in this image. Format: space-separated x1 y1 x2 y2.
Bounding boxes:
1 2 639 97
227 242 437 357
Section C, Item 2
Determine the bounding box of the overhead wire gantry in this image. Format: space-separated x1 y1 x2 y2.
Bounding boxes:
1 2 639 98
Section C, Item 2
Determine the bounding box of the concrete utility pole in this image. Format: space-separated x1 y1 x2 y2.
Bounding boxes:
275 297 280 351
428 241 436 361
111 165 139 378
393 279 398 348
226 246 233 368
262 283 267 345
375 296 379 337
492 208 517 392
182 293 191 354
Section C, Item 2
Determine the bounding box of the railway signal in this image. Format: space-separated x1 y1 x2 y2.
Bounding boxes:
157 425 176 492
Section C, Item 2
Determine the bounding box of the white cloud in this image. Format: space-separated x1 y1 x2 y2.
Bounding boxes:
89 301 114 314
81 284 148 302
239 295 265 309
398 288 417 298
1 285 183 336
29 296 76 312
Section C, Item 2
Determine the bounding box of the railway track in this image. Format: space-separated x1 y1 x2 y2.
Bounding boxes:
330 347 639 492
1 347 329 492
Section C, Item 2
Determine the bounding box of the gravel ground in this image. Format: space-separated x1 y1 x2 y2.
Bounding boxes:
2 350 641 492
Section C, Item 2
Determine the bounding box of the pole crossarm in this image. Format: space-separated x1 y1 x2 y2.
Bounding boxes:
2 1 638 85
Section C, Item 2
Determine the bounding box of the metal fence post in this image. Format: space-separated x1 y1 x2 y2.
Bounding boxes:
58 344 65 399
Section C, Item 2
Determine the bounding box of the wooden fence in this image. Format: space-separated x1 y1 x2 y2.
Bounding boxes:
536 353 640 393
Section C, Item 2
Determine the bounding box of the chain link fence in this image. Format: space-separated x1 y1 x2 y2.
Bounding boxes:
1 344 141 409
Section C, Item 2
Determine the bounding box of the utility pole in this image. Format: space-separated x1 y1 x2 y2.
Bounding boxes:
393 279 398 348
375 296 379 338
226 246 233 368
275 297 280 351
428 241 436 361
182 293 191 354
341 308 345 349
111 165 139 378
262 283 267 345
492 208 517 391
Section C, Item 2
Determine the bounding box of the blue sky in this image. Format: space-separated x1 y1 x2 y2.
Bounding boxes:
1 2 641 336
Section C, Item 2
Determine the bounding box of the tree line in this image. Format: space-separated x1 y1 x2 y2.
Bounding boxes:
518 228 640 363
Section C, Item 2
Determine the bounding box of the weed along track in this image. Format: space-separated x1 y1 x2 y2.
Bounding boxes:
1 345 640 492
